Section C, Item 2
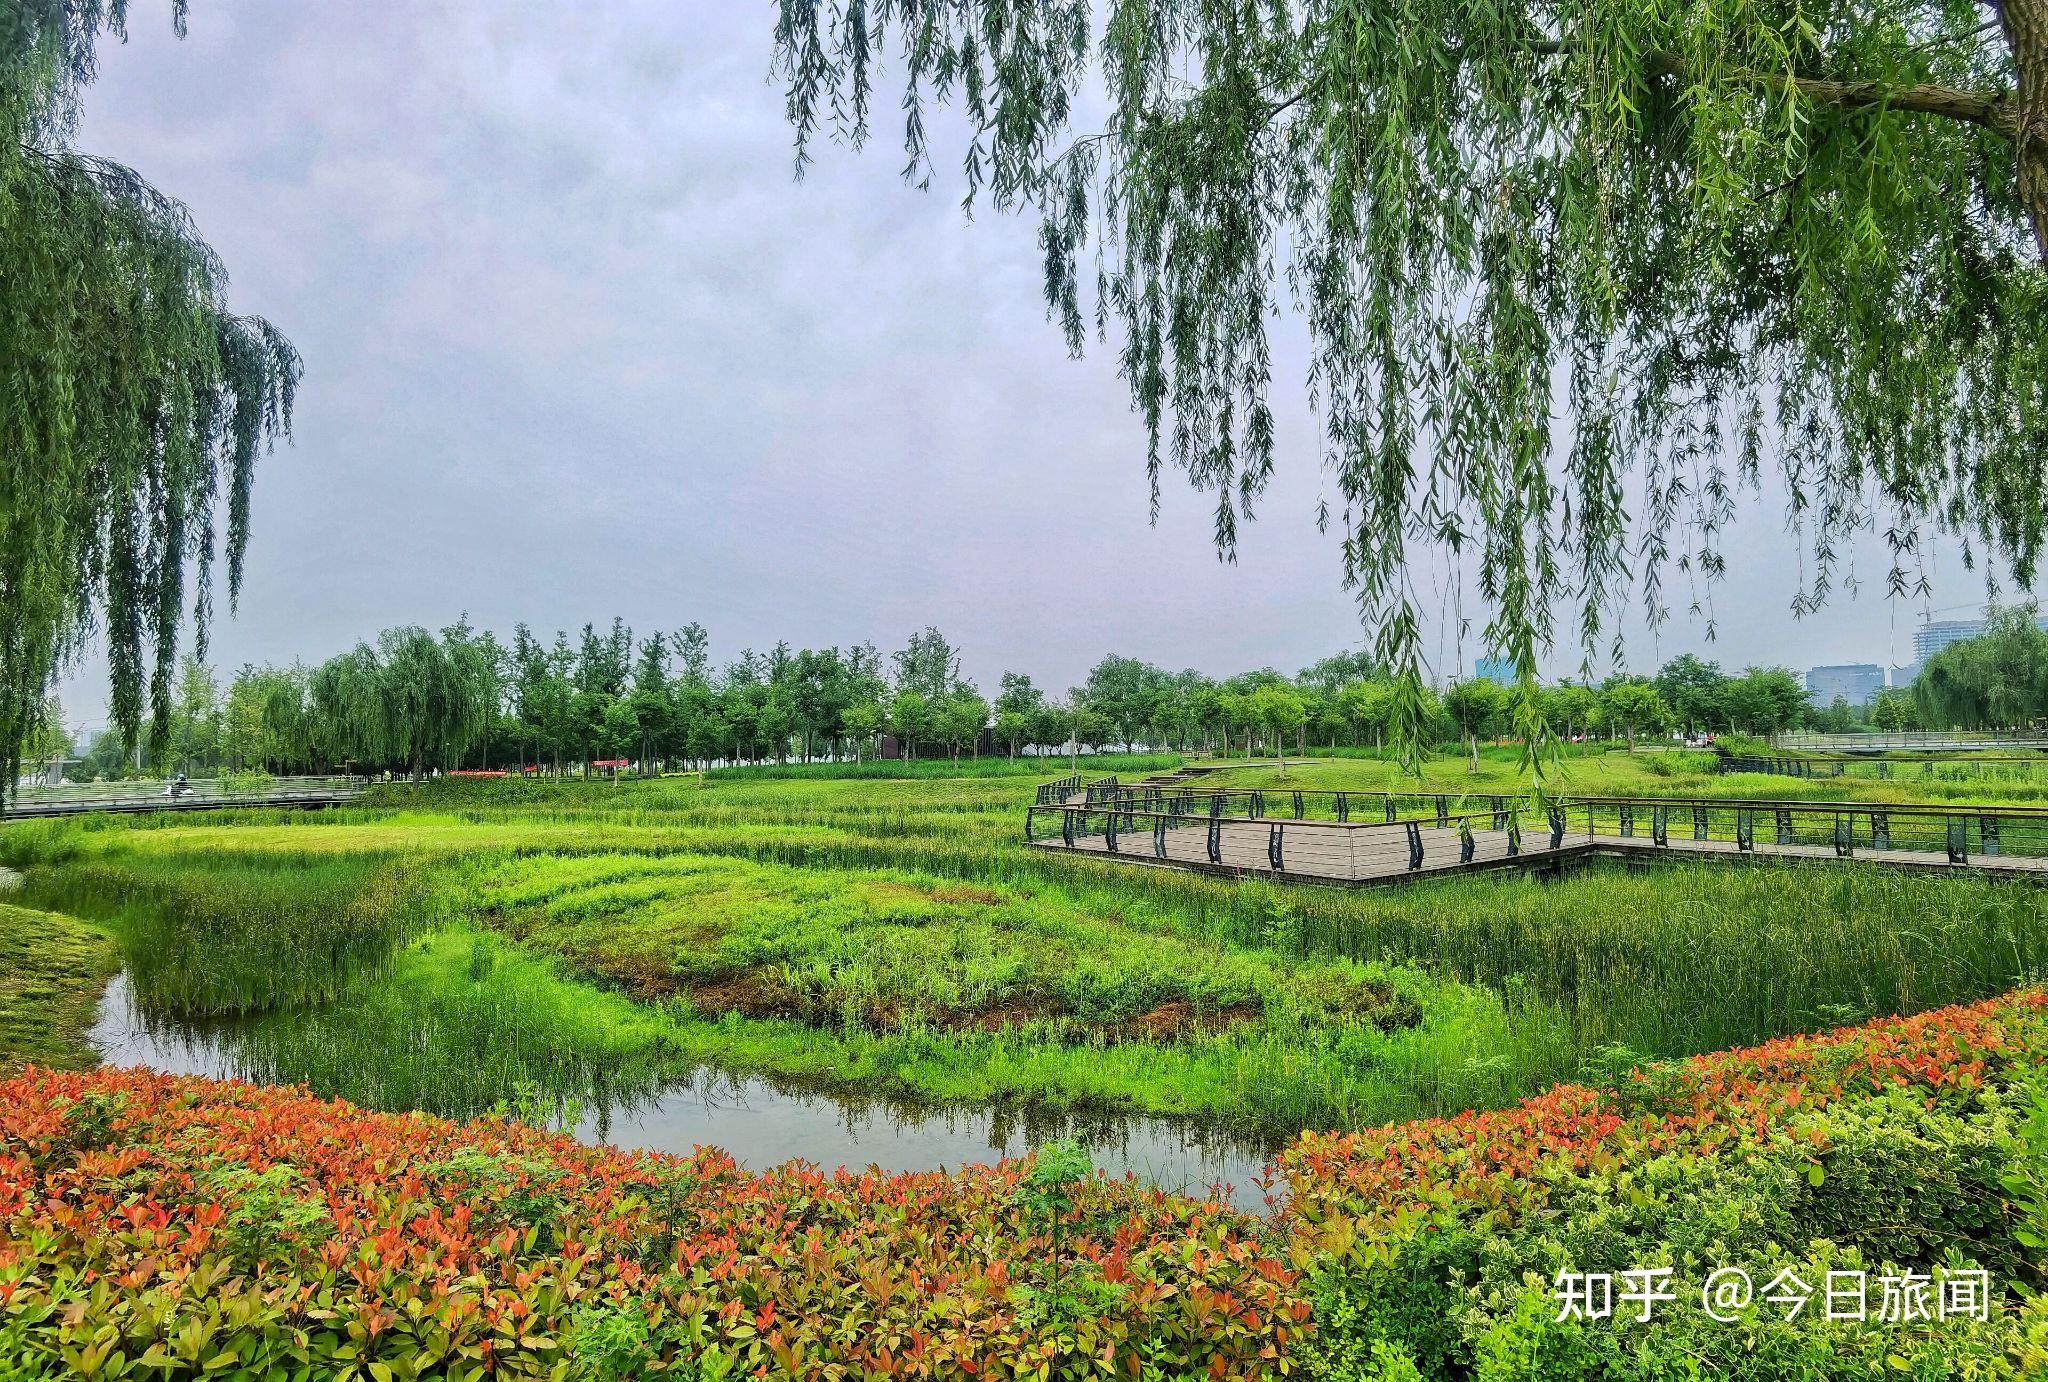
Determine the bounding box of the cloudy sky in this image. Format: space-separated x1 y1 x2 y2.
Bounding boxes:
52 3 2007 731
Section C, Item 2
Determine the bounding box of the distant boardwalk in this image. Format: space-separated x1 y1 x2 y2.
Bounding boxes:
1027 779 2048 888
1770 730 2048 753
2 776 366 821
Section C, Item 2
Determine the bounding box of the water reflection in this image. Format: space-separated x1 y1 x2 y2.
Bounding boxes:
88 973 1279 1212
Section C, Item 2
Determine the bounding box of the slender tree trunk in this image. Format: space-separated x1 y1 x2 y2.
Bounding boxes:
2005 0 2048 264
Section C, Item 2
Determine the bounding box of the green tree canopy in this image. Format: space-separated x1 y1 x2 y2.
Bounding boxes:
3 1 300 799
1914 606 2048 727
775 0 2048 767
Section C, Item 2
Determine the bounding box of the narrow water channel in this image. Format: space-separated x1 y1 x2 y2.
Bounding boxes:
87 972 1280 1212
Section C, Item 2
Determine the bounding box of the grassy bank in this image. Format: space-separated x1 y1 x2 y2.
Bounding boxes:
0 903 118 1074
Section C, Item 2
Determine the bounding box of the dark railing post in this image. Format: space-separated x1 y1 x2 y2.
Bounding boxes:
1292 789 1305 820
1548 808 1564 850
1105 810 1118 853
1651 805 1668 847
1834 816 1852 857
1268 823 1284 872
1153 813 1168 858
1210 794 1223 819
1206 816 1222 864
1947 818 1967 864
1736 810 1754 852
1491 795 1508 831
1336 790 1349 822
1458 825 1476 864
1061 809 1076 847
1871 811 1890 851
1405 820 1423 870
1251 790 1264 820
1620 804 1635 838
1692 805 1707 842
1507 819 1522 857
1435 796 1449 828
1775 808 1793 846
1384 797 1397 823
1982 817 2002 856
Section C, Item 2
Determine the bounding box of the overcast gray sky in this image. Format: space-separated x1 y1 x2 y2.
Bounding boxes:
50 2 2015 731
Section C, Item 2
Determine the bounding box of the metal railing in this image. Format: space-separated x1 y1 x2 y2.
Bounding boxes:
1024 796 1569 879
1033 772 1083 805
1027 789 2048 881
3 775 367 820
1568 795 2048 865
1721 754 2048 783
1081 781 1527 828
1770 731 2048 752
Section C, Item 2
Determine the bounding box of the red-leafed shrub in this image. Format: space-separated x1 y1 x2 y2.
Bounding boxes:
0 1070 1304 1379
7 993 2048 1378
1278 989 2048 1379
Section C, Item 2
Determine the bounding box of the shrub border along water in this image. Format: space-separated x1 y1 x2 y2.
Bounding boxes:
4 992 2046 1378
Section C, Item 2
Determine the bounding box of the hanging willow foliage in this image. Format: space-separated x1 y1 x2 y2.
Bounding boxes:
772 0 2048 769
1 0 299 797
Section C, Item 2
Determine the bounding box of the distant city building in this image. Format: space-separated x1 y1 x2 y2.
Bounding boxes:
1913 615 2048 662
1474 656 1515 687
1889 662 1922 689
1805 664 1885 706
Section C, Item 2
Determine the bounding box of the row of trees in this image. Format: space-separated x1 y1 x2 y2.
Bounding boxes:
45 619 1866 781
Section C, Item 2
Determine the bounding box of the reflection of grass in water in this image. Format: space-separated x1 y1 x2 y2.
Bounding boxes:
188 927 674 1126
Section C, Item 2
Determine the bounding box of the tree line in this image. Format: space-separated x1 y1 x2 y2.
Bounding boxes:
35 621 1865 782
1913 608 2048 731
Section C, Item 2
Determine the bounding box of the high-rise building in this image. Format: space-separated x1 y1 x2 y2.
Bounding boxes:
1473 656 1515 687
1913 615 2048 661
1805 664 1885 706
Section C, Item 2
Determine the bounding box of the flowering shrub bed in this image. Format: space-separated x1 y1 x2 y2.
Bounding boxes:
1279 989 2048 1378
0 1071 1304 1379
6 993 2048 1379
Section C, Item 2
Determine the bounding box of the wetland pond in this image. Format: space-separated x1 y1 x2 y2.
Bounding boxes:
87 971 1279 1212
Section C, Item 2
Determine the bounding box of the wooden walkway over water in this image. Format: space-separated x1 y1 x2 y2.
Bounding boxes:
1026 779 2048 888
2 776 367 822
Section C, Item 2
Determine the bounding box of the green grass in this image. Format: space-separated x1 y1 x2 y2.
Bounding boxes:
193 925 678 1125
6 757 2044 1140
0 903 119 1073
14 847 418 1016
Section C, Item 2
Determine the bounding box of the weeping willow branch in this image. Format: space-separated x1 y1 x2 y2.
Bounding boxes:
1 1 299 800
771 0 2048 780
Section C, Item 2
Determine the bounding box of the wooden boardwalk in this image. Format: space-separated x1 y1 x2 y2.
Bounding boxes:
1028 789 2048 889
2 777 365 822
1032 819 1583 886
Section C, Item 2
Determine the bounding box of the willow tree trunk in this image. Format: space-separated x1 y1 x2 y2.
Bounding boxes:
2007 0 2048 264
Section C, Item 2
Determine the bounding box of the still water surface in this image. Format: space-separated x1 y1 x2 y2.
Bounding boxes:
88 972 1278 1212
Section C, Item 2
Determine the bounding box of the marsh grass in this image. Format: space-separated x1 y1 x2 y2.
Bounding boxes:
11 762 2045 1138
15 849 418 1015
183 927 676 1124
